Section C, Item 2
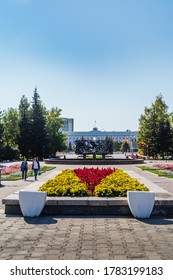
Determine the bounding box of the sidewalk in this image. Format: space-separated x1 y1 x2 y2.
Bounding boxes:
0 163 173 260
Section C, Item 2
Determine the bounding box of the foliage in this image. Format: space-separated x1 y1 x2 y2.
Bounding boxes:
1 163 31 175
1 163 54 180
113 140 121 152
0 88 67 160
138 94 173 159
94 169 148 196
30 87 47 159
17 95 32 158
1 108 19 147
0 146 20 161
0 110 3 148
39 169 88 196
39 168 149 197
120 140 130 153
104 136 114 154
74 167 115 194
137 165 173 178
45 107 67 155
153 163 173 171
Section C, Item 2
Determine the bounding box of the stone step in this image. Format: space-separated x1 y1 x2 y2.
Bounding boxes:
2 168 173 217
3 194 173 216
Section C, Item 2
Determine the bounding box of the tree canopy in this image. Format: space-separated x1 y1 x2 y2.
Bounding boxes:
0 88 67 160
137 94 173 159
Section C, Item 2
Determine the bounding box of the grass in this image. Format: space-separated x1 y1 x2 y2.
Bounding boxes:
40 166 55 172
137 166 173 178
86 155 103 159
1 166 55 181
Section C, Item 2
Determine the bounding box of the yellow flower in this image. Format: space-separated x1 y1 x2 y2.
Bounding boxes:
38 168 149 197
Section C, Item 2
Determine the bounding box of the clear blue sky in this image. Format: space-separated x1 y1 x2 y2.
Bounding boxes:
1 0 173 131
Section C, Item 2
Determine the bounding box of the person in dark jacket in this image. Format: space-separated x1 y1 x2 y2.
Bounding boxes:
20 157 28 180
32 157 40 181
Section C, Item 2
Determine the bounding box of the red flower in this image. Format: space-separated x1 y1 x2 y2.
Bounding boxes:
74 167 116 195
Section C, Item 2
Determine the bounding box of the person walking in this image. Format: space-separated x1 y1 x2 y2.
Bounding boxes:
20 157 28 181
32 157 40 181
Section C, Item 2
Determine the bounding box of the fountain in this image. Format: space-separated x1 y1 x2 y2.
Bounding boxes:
44 137 144 165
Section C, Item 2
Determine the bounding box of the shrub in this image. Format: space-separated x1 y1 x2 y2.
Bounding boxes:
0 146 20 161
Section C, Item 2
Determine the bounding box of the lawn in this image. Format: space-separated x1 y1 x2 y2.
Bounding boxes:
137 165 173 178
0 163 55 181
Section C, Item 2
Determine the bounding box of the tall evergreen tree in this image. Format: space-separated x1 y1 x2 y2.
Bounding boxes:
154 95 172 158
30 87 46 159
138 94 172 159
18 95 32 158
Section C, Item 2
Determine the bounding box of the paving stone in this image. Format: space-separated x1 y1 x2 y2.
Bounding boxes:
1 162 173 259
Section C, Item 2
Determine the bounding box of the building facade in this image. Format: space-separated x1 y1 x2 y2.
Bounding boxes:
65 126 138 151
62 118 74 132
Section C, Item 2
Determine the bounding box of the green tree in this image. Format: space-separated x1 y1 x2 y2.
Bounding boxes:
2 108 19 147
18 95 32 158
168 113 173 156
121 140 130 153
45 107 67 155
104 136 113 154
30 87 47 159
0 110 4 148
113 140 121 152
154 95 172 158
138 94 172 159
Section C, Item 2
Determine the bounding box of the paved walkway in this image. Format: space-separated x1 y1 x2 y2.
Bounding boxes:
0 160 173 260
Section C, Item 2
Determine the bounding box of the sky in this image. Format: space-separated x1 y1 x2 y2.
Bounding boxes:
0 0 173 132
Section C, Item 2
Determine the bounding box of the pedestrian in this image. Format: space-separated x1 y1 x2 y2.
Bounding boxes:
20 157 28 181
32 157 40 181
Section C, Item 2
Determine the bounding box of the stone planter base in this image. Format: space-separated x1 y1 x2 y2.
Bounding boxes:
19 191 47 217
127 191 155 218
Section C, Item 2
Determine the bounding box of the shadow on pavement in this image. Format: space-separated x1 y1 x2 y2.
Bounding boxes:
24 216 58 224
138 217 173 225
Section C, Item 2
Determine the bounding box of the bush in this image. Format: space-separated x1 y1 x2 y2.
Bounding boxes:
0 146 20 161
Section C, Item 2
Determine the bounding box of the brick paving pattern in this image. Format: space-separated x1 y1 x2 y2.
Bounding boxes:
0 214 173 260
0 159 173 260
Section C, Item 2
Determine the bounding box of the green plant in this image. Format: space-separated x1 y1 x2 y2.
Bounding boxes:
137 165 173 178
39 168 149 197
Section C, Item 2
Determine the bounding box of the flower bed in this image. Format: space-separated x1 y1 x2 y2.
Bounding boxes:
39 167 149 197
153 164 173 171
138 164 173 178
1 164 32 175
1 163 54 180
74 167 115 194
127 154 145 159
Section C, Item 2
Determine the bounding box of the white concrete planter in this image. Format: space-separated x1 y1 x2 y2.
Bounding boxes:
127 191 155 218
19 191 47 217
